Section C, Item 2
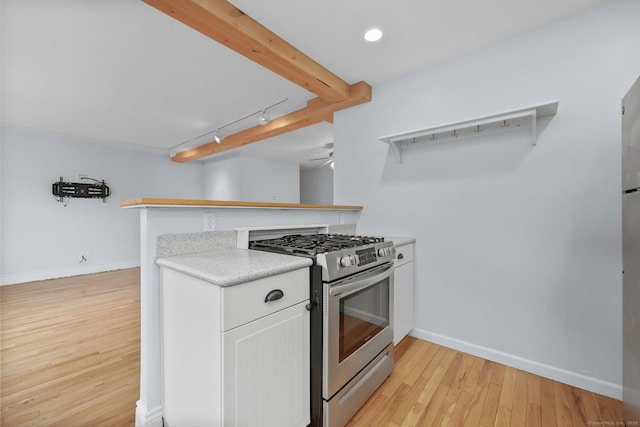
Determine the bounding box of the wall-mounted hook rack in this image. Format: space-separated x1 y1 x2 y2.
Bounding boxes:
378 100 559 163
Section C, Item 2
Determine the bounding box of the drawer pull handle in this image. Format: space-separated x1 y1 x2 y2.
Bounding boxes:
264 289 284 303
397 253 404 260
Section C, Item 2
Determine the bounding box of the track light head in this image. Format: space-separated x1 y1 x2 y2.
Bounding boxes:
214 134 223 144
169 148 177 158
258 110 269 126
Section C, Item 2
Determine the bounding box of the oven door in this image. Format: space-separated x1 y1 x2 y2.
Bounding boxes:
323 262 394 399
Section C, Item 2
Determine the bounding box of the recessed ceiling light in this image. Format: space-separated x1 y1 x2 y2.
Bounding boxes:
364 28 383 42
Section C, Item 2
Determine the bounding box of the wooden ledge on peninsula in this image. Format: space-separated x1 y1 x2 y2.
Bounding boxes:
120 198 363 211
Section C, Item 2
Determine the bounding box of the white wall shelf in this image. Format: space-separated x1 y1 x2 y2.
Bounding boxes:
378 100 559 163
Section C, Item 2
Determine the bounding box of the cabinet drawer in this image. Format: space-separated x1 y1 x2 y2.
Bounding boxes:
221 268 309 331
395 243 414 267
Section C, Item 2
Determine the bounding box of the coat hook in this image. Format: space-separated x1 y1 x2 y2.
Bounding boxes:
452 130 458 137
500 120 510 127
411 137 417 144
475 125 482 132
430 133 437 140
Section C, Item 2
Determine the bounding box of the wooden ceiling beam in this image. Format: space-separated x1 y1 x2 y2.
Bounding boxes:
172 81 371 162
143 0 373 162
143 0 352 103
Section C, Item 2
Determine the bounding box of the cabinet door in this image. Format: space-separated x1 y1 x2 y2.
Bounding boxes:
394 261 415 345
223 301 310 427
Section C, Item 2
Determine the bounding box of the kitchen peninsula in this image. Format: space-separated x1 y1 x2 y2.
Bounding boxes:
121 198 363 427
156 248 313 426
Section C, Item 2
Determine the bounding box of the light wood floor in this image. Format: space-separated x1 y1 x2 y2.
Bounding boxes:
0 268 140 427
0 269 625 427
347 336 625 427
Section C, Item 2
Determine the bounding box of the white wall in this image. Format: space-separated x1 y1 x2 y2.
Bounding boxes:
0 125 203 285
300 166 334 204
334 0 640 398
0 140 2 281
0 130 3 284
203 153 300 203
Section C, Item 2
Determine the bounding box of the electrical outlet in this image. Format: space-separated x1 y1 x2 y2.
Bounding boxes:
204 212 216 231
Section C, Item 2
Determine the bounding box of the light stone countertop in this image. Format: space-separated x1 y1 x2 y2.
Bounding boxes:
156 249 312 287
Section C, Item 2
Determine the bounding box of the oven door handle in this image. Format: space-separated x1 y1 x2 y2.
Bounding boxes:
329 263 394 298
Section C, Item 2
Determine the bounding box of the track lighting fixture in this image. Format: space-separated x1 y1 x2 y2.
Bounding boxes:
167 98 287 158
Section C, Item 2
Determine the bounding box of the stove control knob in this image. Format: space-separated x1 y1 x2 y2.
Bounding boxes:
340 256 352 267
378 247 392 257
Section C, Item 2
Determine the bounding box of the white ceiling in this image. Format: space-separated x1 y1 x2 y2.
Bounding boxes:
1 0 608 168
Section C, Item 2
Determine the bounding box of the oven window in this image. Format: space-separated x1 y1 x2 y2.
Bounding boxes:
339 278 390 363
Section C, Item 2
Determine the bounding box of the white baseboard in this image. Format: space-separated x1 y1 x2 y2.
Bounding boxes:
135 400 163 427
0 261 140 286
410 328 622 400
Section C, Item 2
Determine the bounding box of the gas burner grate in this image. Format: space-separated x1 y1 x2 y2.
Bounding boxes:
249 234 385 256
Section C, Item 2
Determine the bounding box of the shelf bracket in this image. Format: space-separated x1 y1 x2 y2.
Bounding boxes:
388 139 403 164
531 109 538 145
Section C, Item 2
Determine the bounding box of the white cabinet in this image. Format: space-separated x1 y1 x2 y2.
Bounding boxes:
392 241 415 345
223 301 309 426
159 267 310 427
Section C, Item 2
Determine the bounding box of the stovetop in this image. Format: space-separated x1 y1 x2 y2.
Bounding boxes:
250 233 394 282
249 234 385 257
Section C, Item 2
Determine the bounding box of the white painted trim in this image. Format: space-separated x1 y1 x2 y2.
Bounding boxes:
135 400 163 427
410 328 622 400
0 261 140 286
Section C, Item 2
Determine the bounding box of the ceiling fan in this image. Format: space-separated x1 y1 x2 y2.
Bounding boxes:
310 151 334 168
310 143 335 168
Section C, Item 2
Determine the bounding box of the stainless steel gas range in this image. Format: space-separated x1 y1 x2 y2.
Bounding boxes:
250 233 395 427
